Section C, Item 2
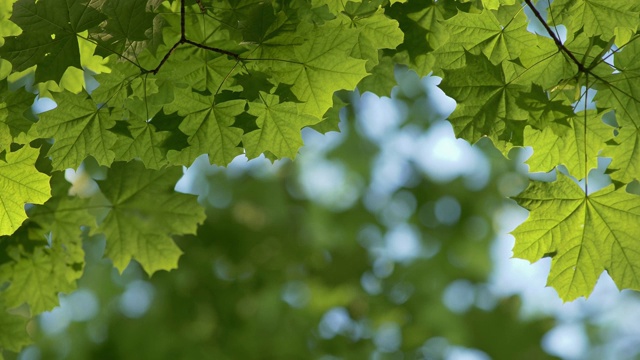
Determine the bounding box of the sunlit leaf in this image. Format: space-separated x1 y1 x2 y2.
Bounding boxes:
0 146 50 236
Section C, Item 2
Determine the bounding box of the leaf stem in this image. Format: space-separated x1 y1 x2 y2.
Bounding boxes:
584 75 589 195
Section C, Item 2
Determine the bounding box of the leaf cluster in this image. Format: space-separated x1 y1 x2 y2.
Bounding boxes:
1 0 640 354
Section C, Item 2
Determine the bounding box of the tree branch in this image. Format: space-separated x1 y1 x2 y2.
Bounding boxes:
523 0 586 73
183 39 239 59
144 0 240 75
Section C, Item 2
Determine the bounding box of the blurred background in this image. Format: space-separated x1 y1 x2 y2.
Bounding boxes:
9 68 640 360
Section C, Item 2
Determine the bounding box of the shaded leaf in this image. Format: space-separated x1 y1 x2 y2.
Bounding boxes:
36 91 118 170
96 161 206 274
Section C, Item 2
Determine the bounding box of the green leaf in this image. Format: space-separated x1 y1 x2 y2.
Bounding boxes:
0 0 106 83
3 245 80 314
515 36 579 90
0 0 21 47
29 173 97 246
96 161 206 274
513 174 640 300
164 90 245 166
308 93 347 134
36 91 118 170
432 6 537 71
482 0 516 10
517 84 574 132
524 110 613 179
439 52 528 147
592 40 640 182
244 93 319 159
549 0 640 38
357 55 398 96
0 146 50 236
402 0 457 53
158 48 240 93
91 57 150 105
0 302 30 352
2 178 92 319
95 0 158 55
347 9 404 69
594 39 640 123
112 99 171 169
260 21 368 118
602 127 640 183
0 82 36 150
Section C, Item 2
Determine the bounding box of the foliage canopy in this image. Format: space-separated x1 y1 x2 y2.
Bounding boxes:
1 0 640 353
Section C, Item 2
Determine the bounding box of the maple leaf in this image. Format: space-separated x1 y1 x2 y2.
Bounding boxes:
358 56 398 96
594 41 640 119
259 21 368 118
91 57 152 105
513 174 640 300
515 36 579 90
28 172 97 246
482 0 516 10
524 110 614 179
95 161 206 275
439 52 528 147
345 8 404 70
93 0 158 56
404 0 457 51
602 127 640 184
164 89 245 166
36 91 118 170
244 93 320 159
2 244 81 314
0 146 50 236
308 93 346 134
1 173 91 316
156 47 240 93
0 0 21 47
0 301 30 352
432 5 537 71
0 81 35 151
0 0 106 83
594 40 640 182
549 0 640 38
111 99 171 169
516 84 574 132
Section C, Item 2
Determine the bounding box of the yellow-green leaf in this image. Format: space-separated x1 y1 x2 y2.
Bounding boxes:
513 174 640 300
0 146 50 236
96 161 206 275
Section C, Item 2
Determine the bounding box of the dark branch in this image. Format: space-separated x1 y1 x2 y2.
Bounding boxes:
150 42 182 75
180 0 186 41
183 39 239 59
142 0 240 75
523 0 586 73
